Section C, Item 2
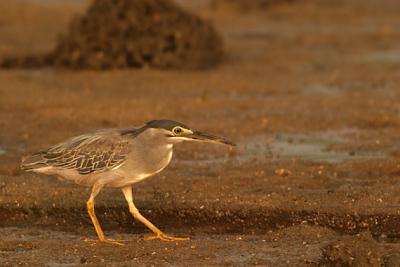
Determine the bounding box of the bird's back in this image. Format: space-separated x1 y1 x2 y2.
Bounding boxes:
21 128 140 175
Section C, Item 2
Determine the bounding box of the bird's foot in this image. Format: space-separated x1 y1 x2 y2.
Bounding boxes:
144 233 190 241
83 237 125 246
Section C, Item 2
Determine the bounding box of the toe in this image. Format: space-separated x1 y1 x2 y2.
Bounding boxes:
83 237 125 246
144 233 190 241
103 239 125 246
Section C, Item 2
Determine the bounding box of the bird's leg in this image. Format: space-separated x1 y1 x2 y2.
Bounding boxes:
85 183 124 245
122 186 190 241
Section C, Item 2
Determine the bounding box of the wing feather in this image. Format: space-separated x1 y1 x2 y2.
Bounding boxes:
40 130 132 175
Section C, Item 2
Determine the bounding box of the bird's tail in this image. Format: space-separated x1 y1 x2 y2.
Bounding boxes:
20 151 48 171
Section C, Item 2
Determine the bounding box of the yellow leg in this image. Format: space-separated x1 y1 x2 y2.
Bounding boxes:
122 186 190 241
85 184 125 245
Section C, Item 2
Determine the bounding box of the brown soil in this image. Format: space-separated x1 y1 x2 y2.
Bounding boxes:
1 0 400 266
320 232 384 266
0 0 222 70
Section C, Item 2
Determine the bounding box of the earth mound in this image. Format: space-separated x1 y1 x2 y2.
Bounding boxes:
320 232 384 267
211 0 300 10
1 0 222 70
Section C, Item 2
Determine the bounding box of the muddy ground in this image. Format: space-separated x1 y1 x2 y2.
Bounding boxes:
1 0 400 266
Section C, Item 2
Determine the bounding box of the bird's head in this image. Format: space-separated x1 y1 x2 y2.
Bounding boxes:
145 120 235 146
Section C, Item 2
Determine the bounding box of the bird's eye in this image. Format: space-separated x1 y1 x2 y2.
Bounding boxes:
173 127 183 135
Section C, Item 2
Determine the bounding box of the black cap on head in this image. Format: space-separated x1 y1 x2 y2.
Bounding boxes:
146 120 189 131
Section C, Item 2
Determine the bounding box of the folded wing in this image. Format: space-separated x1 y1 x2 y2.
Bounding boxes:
21 130 132 175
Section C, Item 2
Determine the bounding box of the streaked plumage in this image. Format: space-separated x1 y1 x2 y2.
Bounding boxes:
22 129 133 175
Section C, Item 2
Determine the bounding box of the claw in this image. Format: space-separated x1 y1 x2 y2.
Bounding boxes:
144 233 190 241
83 237 125 246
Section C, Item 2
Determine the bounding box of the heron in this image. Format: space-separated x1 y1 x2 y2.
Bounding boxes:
21 120 234 245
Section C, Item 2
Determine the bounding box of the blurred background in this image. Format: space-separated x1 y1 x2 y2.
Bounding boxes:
1 0 400 265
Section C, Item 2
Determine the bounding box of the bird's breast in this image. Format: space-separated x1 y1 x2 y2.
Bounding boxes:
120 144 173 180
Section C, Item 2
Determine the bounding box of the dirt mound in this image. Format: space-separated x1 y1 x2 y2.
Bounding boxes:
210 0 301 10
320 232 384 267
1 0 222 70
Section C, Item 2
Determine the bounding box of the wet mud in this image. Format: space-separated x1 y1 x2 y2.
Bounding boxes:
1 0 400 266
